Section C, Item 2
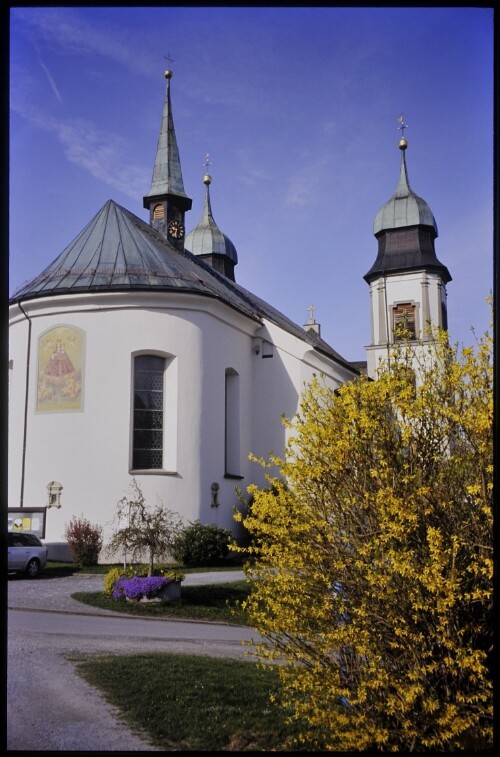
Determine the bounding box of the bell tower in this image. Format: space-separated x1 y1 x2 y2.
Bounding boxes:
364 117 451 378
143 69 192 251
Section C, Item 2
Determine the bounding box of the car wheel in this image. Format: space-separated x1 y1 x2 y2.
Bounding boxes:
25 558 40 578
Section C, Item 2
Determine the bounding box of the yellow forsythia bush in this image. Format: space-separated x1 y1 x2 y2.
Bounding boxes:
235 322 493 751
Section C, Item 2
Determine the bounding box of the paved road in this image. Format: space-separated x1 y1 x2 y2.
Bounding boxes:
7 569 246 615
7 569 260 751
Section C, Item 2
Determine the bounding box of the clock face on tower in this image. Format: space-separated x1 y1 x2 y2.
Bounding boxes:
167 220 185 239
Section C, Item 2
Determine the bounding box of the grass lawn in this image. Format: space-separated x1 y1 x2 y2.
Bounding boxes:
50 563 309 749
42 560 492 750
73 652 305 751
72 581 251 624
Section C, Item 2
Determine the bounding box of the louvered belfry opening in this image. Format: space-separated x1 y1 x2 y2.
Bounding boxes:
393 303 416 340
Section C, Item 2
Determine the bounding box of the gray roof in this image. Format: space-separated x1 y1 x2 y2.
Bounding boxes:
143 73 190 202
185 177 238 264
10 199 358 374
373 149 438 235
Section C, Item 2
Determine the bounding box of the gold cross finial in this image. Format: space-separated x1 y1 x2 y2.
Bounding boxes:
397 114 408 137
203 153 212 170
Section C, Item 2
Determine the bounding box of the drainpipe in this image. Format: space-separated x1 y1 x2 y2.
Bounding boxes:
18 301 32 507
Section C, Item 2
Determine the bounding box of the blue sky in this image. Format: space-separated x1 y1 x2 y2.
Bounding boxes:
9 6 493 362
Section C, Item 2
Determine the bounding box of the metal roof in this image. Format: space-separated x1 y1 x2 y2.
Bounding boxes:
365 143 450 284
10 199 358 374
143 72 190 203
373 149 438 235
185 176 238 264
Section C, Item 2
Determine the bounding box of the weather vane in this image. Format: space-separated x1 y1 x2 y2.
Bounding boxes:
397 114 408 137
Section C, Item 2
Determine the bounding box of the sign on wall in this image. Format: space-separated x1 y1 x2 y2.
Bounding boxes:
36 325 85 412
8 508 47 538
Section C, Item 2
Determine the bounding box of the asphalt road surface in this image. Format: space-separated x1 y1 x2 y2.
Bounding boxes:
7 570 261 751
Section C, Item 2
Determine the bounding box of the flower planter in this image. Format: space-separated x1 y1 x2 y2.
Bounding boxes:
115 575 183 603
139 580 182 603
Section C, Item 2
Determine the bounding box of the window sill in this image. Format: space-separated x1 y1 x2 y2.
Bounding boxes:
129 469 179 476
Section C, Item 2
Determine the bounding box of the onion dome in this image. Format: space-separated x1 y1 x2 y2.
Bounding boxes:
184 173 238 281
373 138 438 235
364 133 451 284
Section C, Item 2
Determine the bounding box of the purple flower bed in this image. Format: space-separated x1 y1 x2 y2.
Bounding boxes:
112 575 172 600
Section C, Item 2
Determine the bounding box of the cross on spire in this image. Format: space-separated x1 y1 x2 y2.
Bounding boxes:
397 114 408 137
306 304 316 323
203 153 212 170
163 53 174 67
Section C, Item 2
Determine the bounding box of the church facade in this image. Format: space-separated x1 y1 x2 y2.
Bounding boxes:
8 71 360 558
8 74 450 560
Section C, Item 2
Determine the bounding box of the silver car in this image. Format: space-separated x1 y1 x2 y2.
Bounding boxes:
8 532 48 578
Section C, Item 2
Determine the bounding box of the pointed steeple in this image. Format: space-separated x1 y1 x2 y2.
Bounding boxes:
143 69 192 250
185 164 238 281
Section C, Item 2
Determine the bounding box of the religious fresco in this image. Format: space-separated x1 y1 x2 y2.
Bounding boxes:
36 326 85 412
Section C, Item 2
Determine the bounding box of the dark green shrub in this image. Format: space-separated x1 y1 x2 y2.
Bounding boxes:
172 521 231 566
64 515 103 566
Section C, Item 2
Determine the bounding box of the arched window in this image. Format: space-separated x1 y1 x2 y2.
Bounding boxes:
132 355 165 470
153 204 164 220
225 369 240 477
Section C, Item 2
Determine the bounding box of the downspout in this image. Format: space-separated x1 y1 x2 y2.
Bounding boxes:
18 301 32 507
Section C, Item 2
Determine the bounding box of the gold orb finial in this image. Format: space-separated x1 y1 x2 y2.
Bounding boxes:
203 153 212 184
397 114 408 150
164 69 172 80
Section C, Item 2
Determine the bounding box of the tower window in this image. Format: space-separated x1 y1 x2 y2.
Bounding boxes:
153 204 164 221
393 303 416 340
132 355 165 470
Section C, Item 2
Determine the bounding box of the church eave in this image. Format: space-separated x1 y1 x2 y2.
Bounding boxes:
143 191 192 212
363 260 452 285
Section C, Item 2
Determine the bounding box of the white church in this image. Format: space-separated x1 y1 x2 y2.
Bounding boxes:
8 71 451 559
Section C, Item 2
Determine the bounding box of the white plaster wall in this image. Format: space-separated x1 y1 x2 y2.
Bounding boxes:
250 320 355 470
9 292 358 554
9 293 207 548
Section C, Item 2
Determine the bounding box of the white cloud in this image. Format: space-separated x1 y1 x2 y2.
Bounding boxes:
14 8 156 78
284 157 328 207
38 57 63 104
11 101 150 199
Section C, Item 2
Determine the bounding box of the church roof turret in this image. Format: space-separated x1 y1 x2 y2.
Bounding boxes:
142 69 192 249
143 69 190 205
185 166 238 281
